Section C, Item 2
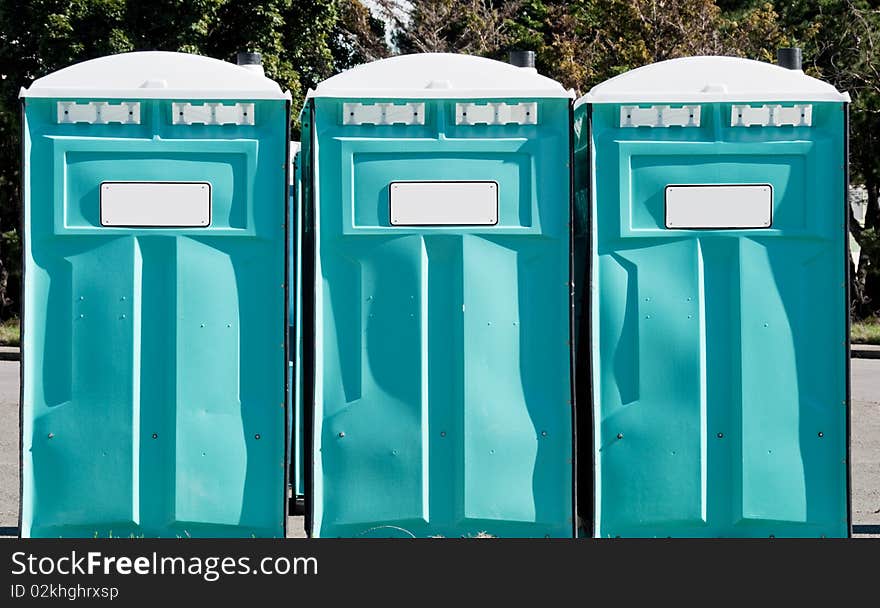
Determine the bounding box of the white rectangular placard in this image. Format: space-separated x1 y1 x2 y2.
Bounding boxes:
100 182 211 227
665 184 772 229
389 181 498 226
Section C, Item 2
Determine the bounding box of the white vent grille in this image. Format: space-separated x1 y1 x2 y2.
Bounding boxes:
172 102 255 125
342 102 425 125
57 101 140 124
620 105 701 128
731 104 812 127
455 102 537 125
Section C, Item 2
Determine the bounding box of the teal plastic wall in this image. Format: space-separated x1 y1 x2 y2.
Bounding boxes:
289 147 305 499
304 97 574 537
21 97 289 537
578 101 849 537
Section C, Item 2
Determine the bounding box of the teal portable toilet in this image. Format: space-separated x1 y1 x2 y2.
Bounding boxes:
288 141 305 505
300 53 575 538
576 55 850 537
20 51 291 537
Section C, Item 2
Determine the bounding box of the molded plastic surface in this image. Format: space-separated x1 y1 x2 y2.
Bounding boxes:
289 143 305 499
580 56 849 105
21 96 288 538
305 97 573 537
309 53 572 100
21 51 289 100
578 100 848 537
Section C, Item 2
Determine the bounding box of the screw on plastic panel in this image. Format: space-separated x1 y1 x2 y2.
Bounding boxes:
47 433 54 439
717 432 724 439
440 431 446 437
616 433 623 440
255 434 261 440
818 432 824 438
541 431 548 437
338 432 345 438
152 433 158 439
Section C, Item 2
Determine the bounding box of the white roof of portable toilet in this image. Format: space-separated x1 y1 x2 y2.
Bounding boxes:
579 56 849 106
307 53 573 100
20 51 290 100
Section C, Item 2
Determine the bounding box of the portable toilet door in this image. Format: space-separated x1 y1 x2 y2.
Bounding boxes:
20 51 291 538
577 55 850 537
301 53 576 538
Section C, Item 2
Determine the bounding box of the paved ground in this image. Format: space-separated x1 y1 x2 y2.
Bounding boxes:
852 358 880 534
1 359 877 538
0 361 17 534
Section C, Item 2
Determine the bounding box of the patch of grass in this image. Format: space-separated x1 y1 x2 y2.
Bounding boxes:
852 317 880 345
0 317 19 347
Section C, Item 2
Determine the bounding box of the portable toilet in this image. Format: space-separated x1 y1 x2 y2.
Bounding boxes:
20 51 291 537
300 53 575 538
577 54 850 537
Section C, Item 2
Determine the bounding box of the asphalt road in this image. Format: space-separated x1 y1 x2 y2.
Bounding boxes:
1 359 878 538
852 357 880 534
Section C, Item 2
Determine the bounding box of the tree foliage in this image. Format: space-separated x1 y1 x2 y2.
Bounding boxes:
330 0 391 68
0 0 352 318
387 0 880 317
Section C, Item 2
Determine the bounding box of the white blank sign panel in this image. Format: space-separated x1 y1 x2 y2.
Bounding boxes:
390 181 498 226
665 184 772 229
100 182 211 227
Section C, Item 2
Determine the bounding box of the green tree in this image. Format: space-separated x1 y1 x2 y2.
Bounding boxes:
0 0 352 319
501 0 792 94
773 0 880 316
330 0 390 69
391 0 521 55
